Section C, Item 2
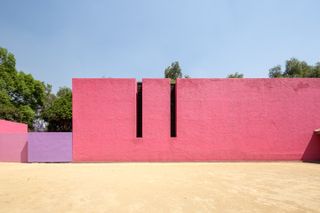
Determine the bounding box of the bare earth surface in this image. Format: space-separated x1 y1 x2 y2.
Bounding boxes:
0 162 320 213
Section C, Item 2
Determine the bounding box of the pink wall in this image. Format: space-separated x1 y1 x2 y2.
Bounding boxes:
0 120 27 133
72 78 320 162
142 79 170 140
73 78 137 162
0 120 28 162
175 78 320 161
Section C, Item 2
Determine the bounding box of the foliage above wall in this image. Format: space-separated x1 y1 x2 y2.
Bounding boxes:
41 87 72 132
269 58 320 78
1 46 319 131
164 61 190 83
0 47 46 129
0 47 72 131
227 72 244 78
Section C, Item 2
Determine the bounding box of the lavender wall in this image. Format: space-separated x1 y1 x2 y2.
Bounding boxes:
28 132 72 162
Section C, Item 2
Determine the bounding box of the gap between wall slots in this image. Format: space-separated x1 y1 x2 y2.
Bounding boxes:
136 82 176 138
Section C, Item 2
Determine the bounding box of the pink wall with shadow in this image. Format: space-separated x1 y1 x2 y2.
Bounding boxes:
0 120 28 162
72 78 320 162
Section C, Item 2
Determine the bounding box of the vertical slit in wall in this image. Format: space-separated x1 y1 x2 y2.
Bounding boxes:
171 83 177 137
136 82 143 138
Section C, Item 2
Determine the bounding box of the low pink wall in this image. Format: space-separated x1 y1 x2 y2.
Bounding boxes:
72 78 320 162
0 120 27 133
0 120 28 162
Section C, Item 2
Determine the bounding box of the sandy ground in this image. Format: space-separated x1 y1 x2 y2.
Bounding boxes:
0 162 320 213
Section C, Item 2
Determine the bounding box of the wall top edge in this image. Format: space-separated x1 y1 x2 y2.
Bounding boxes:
0 119 27 127
176 78 320 80
142 78 171 81
72 78 320 81
72 78 137 81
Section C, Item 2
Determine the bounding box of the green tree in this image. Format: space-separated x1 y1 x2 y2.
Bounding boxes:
283 58 311 77
310 62 320 77
0 47 46 128
164 61 191 83
42 87 72 132
227 72 244 78
269 58 320 78
268 65 282 78
165 61 182 83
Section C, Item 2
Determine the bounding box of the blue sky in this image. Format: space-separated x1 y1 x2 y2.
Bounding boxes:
1 0 319 91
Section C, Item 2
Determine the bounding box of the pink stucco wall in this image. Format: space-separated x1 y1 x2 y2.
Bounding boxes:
175 78 320 161
0 120 27 133
0 120 28 162
142 79 170 140
73 78 137 162
72 78 320 162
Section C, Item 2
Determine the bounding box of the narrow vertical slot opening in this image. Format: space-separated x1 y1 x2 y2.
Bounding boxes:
136 82 143 138
170 83 177 137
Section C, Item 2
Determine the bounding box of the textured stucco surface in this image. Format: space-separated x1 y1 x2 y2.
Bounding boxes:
0 120 27 133
175 78 320 161
0 120 27 162
142 79 170 140
72 78 320 162
73 78 137 162
28 132 72 162
1 162 320 212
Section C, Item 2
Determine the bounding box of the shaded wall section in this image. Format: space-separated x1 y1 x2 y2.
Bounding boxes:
28 132 72 162
0 120 28 162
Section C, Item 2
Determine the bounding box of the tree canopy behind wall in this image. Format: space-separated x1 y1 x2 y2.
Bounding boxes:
0 47 47 129
269 58 320 78
0 46 72 131
41 87 72 132
164 61 190 83
227 72 244 78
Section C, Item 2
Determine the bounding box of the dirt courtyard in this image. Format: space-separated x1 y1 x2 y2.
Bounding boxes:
0 162 319 212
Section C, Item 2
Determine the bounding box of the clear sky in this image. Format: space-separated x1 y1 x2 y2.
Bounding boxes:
1 0 319 91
